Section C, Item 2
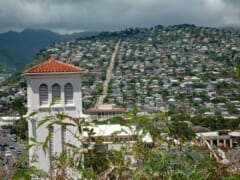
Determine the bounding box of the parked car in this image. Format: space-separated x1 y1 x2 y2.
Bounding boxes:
9 146 15 150
11 137 17 142
16 150 22 155
5 151 11 157
1 146 5 152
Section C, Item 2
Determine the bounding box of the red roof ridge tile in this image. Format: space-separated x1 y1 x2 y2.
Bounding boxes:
23 56 83 74
49 56 56 62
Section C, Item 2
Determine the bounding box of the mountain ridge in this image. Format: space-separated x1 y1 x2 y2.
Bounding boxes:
0 29 99 70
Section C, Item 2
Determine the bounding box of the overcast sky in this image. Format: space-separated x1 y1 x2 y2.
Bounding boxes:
0 0 240 34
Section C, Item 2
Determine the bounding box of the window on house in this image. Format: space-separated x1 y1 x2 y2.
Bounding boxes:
52 83 61 104
64 83 73 104
39 84 48 105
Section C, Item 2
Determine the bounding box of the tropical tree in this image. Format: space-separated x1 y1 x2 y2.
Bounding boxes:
10 109 240 179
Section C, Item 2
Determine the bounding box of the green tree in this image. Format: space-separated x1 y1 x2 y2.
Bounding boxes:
11 110 240 179
11 97 27 117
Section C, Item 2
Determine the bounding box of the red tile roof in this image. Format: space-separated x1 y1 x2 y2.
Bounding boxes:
23 56 83 74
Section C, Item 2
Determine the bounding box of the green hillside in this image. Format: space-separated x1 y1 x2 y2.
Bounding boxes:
0 29 98 70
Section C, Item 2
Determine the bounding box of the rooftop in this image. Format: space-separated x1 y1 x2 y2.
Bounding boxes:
85 108 125 113
23 56 83 74
82 124 153 143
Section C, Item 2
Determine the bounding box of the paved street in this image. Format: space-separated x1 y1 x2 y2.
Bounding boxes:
0 127 28 179
95 39 121 107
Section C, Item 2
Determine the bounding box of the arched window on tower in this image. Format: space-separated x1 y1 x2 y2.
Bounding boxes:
64 83 73 104
52 83 61 104
39 84 48 105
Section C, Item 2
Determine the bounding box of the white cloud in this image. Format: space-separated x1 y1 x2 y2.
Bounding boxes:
0 0 239 33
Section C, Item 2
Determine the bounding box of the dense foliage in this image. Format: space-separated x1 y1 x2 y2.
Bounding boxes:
10 110 240 179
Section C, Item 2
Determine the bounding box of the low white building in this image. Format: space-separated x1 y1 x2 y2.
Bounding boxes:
0 116 20 126
83 124 153 150
85 104 125 120
196 130 240 149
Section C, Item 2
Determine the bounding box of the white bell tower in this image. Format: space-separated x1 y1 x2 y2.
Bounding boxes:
23 57 87 173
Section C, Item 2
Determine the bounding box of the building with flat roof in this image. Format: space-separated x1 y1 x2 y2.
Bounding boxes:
83 124 153 151
196 130 240 149
85 104 125 120
0 116 20 126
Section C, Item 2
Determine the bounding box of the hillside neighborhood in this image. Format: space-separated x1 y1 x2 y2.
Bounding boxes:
0 24 240 178
5 25 238 119
0 25 239 122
